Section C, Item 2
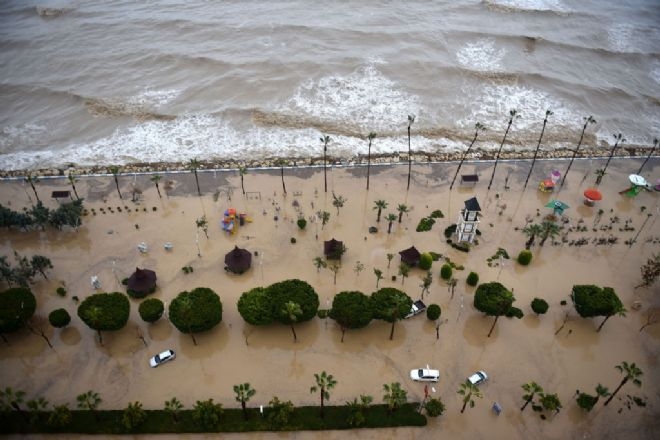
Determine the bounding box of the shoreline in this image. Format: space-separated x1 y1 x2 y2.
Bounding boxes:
1 144 657 179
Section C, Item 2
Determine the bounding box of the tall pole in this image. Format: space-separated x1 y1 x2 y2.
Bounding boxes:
523 110 553 190
561 115 596 188
488 109 519 190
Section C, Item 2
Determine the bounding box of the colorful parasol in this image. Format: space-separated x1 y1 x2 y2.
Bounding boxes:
583 188 602 201
545 200 569 215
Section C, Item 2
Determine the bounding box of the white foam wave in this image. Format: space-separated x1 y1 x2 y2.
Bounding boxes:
607 23 635 53
459 84 581 132
649 61 660 85
456 38 506 72
0 123 48 150
127 88 181 108
282 63 420 133
486 0 568 13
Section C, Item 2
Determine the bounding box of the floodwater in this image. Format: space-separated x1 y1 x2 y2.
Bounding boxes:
1 158 659 439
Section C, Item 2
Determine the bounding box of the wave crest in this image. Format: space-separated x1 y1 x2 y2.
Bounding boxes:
35 6 72 17
83 97 176 121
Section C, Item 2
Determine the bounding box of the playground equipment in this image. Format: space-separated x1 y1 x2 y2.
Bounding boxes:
221 208 251 234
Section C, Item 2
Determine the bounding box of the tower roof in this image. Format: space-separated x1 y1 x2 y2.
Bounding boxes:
464 197 481 212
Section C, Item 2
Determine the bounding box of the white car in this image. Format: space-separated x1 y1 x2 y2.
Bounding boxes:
467 370 488 385
410 366 440 382
149 349 176 368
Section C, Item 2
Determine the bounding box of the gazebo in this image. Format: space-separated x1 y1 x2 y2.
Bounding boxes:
324 238 345 260
225 246 252 274
127 267 157 296
399 246 421 267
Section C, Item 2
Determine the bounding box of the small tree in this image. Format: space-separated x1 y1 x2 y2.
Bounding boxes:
275 158 287 195
518 250 533 266
521 382 543 411
30 255 53 279
374 268 384 288
406 114 415 190
196 215 209 239
604 361 642 406
427 303 441 339
122 401 146 431
267 396 294 429
109 166 122 199
386 253 394 269
77 292 130 346
396 204 410 223
238 165 247 195
370 287 412 340
539 393 562 416
150 175 162 198
398 262 410 285
233 383 256 420
282 300 302 342
328 262 341 285
440 264 452 280
0 287 37 342
329 291 373 342
138 298 164 323
187 158 202 196
354 261 365 277
310 371 337 418
25 173 41 203
576 384 609 412
27 315 53 349
192 399 223 430
164 397 183 423
420 270 432 298
419 253 433 271
320 135 331 193
571 285 625 332
317 210 330 229
332 192 346 215
457 381 482 413
76 390 101 420
450 122 486 190
383 382 407 413
373 200 388 223
539 220 561 246
0 387 25 411
68 173 80 200
466 271 479 287
425 397 445 417
27 396 49 425
366 132 376 190
531 298 549 316
474 282 515 337
635 253 659 289
522 223 543 249
385 213 397 234
48 308 71 328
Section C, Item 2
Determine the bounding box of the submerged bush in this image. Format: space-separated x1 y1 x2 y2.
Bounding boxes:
531 298 549 315
440 264 452 280
418 253 433 270
48 308 71 328
466 271 479 287
517 250 533 266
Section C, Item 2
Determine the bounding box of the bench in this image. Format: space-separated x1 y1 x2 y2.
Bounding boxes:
461 174 478 186
51 190 71 200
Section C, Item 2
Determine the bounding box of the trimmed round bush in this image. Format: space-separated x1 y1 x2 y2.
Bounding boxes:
531 298 549 315
440 264 452 280
517 250 533 266
466 271 479 287
418 253 433 270
426 304 441 321
297 218 307 230
138 298 164 323
48 308 71 328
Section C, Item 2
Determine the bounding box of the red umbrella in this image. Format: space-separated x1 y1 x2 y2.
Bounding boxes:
584 188 602 201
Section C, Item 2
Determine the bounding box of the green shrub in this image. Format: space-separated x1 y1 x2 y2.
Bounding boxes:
429 252 442 261
290 237 297 244
169 288 222 334
56 286 67 297
440 264 452 280
416 217 435 232
426 304 441 321
531 298 549 315
418 253 433 270
317 309 328 319
576 393 598 412
48 308 71 328
466 272 479 286
443 224 457 239
430 210 444 219
517 250 533 266
138 298 164 323
425 398 445 417
506 306 524 319
297 218 307 230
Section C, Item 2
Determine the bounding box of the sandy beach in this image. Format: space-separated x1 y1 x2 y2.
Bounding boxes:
1 157 659 440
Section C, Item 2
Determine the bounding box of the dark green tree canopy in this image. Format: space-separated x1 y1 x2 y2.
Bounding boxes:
329 290 373 330
267 279 319 324
237 287 273 325
474 282 515 317
138 298 164 323
0 287 37 333
531 298 549 315
48 308 71 328
571 285 622 318
426 304 441 321
169 287 222 333
77 292 130 332
370 287 412 322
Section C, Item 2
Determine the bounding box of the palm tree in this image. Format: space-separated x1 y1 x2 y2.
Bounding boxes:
25 173 41 203
332 192 346 215
637 138 657 175
321 135 331 193
187 158 202 196
150 175 162 199
523 110 553 189
164 397 183 423
539 220 561 246
457 381 482 413
600 133 626 186
108 166 122 199
27 396 49 424
385 213 397 234
196 215 209 239
386 253 394 269
450 122 486 190
233 383 256 420
283 301 302 342
310 371 337 418
521 382 543 411
488 109 520 190
396 204 410 223
366 132 377 190
374 268 383 288
317 210 330 229
398 262 410 286
84 306 105 346
383 382 407 413
539 393 562 414
68 173 80 200
421 271 433 299
522 223 543 249
561 115 596 188
238 166 247 195
373 199 388 222
77 390 101 420
604 361 643 406
328 262 341 285
594 168 607 185
313 257 327 273
0 387 26 411
407 114 415 190
275 159 287 195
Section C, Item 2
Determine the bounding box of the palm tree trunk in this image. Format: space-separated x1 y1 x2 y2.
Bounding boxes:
341 327 346 343
604 379 628 406
398 212 403 223
97 330 103 346
521 396 533 411
324 146 328 193
280 168 286 195
155 183 162 199
377 208 382 222
389 319 396 340
114 177 122 199
487 315 499 337
407 127 412 190
190 330 197 346
388 221 393 234
71 184 80 200
194 171 201 196
290 324 297 342
523 119 549 189
241 401 247 420
597 315 612 332
488 120 513 190
540 234 549 246
461 398 469 413
525 235 535 250
637 141 657 175
367 142 372 190
561 125 587 188
240 175 245 195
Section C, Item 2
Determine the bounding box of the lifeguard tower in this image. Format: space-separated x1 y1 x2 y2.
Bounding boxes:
456 197 481 243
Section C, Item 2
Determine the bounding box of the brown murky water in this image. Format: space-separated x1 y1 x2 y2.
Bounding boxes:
1 159 659 440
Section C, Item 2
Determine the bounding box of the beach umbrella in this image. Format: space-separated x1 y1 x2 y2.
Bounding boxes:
583 188 602 206
629 174 647 188
224 246 252 274
545 200 569 216
399 246 421 267
324 238 344 260
127 267 157 294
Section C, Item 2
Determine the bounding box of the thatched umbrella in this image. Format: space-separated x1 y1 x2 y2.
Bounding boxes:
324 238 345 260
127 267 157 296
225 246 252 274
399 246 421 267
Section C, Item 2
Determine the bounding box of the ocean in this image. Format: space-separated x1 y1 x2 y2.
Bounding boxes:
0 0 658 171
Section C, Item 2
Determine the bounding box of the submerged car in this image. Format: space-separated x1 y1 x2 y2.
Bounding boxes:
405 300 427 319
467 370 488 385
149 349 176 368
410 366 440 382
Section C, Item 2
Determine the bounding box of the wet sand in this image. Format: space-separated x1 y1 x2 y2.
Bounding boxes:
1 158 659 440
